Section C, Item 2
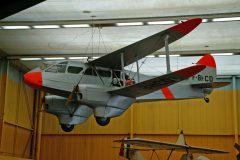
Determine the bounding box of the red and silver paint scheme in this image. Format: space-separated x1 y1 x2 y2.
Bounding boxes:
23 18 229 132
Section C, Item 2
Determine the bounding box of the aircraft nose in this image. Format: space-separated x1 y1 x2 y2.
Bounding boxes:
23 72 42 88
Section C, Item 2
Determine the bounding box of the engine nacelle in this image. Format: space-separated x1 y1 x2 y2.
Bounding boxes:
44 95 93 125
94 95 135 118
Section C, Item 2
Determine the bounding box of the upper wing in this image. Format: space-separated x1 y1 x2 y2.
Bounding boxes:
109 65 205 98
114 138 228 154
88 18 202 69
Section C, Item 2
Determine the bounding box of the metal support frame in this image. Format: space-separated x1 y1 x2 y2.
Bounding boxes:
164 35 171 73
121 53 125 87
136 60 140 83
167 149 174 160
232 76 239 153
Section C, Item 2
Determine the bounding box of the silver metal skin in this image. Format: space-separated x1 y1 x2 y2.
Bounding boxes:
24 19 229 131
38 59 215 130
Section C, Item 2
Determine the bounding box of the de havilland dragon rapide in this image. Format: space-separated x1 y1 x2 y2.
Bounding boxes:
23 18 229 132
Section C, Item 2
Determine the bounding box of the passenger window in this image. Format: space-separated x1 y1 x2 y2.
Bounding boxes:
84 68 97 76
45 62 67 73
45 65 58 73
57 64 66 73
67 66 83 74
97 69 111 77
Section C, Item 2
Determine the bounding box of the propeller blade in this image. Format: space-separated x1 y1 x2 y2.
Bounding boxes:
65 85 81 106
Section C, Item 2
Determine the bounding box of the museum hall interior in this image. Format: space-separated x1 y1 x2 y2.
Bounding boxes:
0 0 240 160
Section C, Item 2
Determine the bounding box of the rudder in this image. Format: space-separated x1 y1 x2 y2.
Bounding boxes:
192 54 217 83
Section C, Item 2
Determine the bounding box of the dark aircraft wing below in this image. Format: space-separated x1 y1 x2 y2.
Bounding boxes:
114 138 228 154
88 18 202 70
0 0 45 20
109 65 205 98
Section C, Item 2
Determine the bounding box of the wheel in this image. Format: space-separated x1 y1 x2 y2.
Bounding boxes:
95 117 111 126
204 97 210 103
60 124 74 132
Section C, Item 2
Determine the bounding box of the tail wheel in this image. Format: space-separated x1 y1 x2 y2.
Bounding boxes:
60 124 74 132
204 97 210 103
95 117 111 126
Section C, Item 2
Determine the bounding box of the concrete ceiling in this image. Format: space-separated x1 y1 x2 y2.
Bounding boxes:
2 0 240 21
0 0 240 70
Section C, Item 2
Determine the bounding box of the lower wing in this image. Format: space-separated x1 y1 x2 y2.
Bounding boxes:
114 138 228 154
109 65 205 98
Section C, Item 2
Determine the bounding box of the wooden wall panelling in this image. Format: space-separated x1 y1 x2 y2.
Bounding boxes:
18 83 34 129
237 89 240 134
181 90 233 135
0 60 8 147
0 123 15 156
133 100 181 134
14 127 32 158
40 134 235 160
40 135 128 160
0 63 35 159
4 79 19 124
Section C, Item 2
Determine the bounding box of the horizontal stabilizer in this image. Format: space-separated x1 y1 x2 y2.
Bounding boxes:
191 82 230 89
114 138 228 154
109 65 205 98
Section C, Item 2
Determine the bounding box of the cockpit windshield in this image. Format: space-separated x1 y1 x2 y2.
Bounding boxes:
45 62 68 73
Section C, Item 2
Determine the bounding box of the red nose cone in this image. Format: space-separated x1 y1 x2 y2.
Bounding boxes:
24 72 42 88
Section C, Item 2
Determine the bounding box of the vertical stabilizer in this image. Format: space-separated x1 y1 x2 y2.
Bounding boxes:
191 54 217 87
196 54 216 68
176 130 187 145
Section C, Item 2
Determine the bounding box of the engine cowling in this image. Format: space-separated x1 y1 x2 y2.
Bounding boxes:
44 95 93 125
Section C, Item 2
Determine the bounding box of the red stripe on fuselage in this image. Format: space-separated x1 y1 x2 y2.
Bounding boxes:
161 87 175 99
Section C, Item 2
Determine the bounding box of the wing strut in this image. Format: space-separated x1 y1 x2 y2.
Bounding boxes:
164 34 171 73
167 149 174 160
136 58 140 83
121 53 126 87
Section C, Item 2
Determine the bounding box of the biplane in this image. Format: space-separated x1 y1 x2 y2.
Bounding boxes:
24 18 229 132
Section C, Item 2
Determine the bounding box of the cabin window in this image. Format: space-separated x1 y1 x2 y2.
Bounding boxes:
45 62 67 73
67 66 83 74
97 69 111 77
84 68 97 76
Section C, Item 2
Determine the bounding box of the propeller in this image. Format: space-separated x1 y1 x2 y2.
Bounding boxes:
65 72 85 106
65 85 81 106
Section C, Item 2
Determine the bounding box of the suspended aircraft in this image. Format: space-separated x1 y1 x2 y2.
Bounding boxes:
114 131 228 160
23 18 229 132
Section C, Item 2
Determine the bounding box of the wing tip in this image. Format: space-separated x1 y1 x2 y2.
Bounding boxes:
196 54 216 68
171 18 202 34
175 65 206 78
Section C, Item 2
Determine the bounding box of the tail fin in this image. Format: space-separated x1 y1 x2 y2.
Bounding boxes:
176 130 187 145
196 54 216 69
192 54 230 89
192 54 217 83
